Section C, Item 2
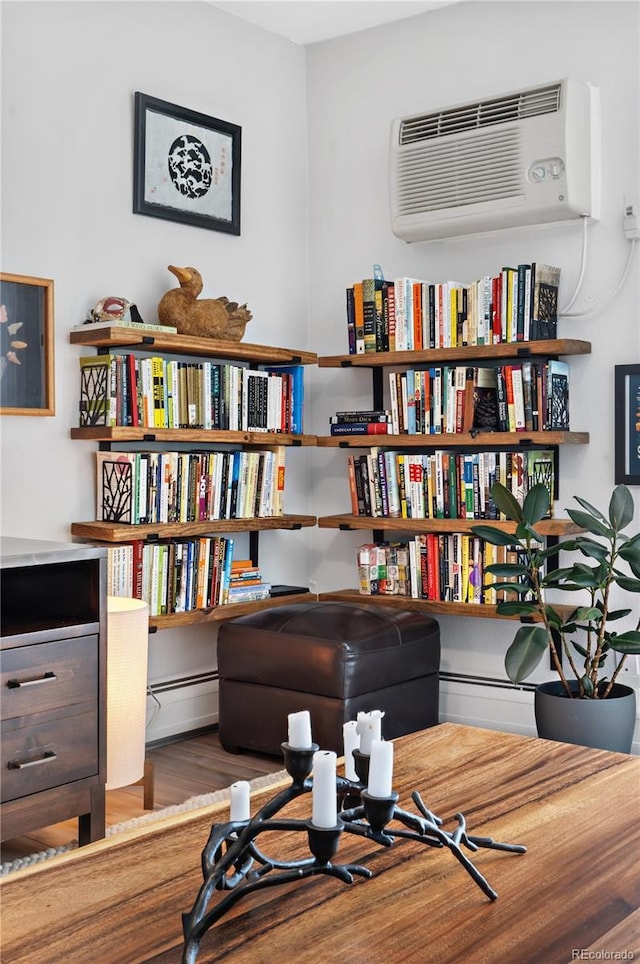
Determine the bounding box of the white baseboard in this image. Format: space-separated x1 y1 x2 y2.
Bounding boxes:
145 674 219 744
142 671 640 755
439 676 640 754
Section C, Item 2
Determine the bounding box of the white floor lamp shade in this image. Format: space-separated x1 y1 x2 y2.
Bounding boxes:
106 596 149 791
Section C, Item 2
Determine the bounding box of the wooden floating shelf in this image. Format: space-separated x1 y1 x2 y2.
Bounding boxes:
70 427 317 446
317 431 589 448
149 591 316 629
318 339 591 368
318 589 577 621
317 514 584 535
70 329 317 365
71 514 317 543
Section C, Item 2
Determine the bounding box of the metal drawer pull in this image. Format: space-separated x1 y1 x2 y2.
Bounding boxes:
8 751 57 769
7 671 57 689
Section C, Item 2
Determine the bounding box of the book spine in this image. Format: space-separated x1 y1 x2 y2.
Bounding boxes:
362 278 378 354
346 287 356 355
353 282 365 354
329 422 390 436
73 321 177 333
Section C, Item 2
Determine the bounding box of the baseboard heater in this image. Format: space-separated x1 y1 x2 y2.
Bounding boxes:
440 672 536 693
148 670 219 696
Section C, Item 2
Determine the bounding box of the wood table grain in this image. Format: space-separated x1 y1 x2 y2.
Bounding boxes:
1 723 639 963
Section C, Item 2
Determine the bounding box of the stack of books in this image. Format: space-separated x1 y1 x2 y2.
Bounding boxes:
225 559 271 604
330 410 391 436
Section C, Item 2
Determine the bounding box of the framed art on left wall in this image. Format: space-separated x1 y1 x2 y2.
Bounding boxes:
0 273 55 416
133 92 242 235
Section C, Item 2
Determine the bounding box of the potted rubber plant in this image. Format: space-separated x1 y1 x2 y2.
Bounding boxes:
471 482 640 753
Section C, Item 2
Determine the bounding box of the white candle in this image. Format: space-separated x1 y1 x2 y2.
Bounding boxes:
230 780 251 822
312 750 337 828
356 709 384 754
288 710 313 748
367 739 394 798
342 720 359 781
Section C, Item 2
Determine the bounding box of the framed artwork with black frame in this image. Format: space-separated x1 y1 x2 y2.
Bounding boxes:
0 273 55 416
133 92 241 235
614 364 640 485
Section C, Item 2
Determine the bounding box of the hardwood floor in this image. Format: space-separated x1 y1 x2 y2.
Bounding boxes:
0 728 283 864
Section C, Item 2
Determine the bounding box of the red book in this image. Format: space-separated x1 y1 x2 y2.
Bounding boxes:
127 353 139 426
132 539 144 599
492 274 502 343
427 533 440 600
329 422 389 436
503 365 516 432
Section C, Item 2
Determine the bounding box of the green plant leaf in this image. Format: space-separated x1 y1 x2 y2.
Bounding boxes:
489 582 529 596
617 538 640 569
570 607 603 622
605 608 633 621
544 606 565 628
484 563 529 577
522 484 550 524
573 495 607 524
490 483 523 522
615 576 640 593
571 640 589 658
556 564 602 589
505 625 549 683
492 601 540 616
541 566 575 586
566 509 613 539
567 539 610 562
469 525 519 547
537 544 570 562
609 631 640 655
581 676 595 697
515 521 545 543
609 484 634 530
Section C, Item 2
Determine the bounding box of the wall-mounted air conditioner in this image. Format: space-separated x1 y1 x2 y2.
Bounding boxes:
390 78 600 242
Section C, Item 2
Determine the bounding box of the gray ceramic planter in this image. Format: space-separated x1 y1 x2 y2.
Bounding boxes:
534 681 637 753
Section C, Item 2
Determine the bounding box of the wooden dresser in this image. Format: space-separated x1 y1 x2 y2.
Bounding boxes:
0 537 107 845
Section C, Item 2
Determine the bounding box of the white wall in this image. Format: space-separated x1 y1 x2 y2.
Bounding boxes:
305 0 640 745
0 1 311 739
2 1 640 747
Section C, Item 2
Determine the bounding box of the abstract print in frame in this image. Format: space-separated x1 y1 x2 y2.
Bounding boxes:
614 364 640 485
133 92 241 235
0 273 55 416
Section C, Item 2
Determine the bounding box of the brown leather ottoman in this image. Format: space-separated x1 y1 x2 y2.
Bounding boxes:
217 602 440 756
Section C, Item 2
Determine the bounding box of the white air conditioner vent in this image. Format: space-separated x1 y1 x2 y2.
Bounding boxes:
399 82 562 145
390 78 600 242
396 129 521 214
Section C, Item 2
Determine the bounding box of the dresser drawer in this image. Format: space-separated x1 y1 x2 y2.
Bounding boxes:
1 635 98 722
1 704 98 803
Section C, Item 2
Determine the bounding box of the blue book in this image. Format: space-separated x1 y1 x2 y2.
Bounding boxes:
221 537 235 604
227 452 241 518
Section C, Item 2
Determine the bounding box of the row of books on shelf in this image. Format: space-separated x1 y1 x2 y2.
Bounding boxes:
78 354 304 433
107 539 271 616
357 536 537 604
97 448 286 525
347 448 554 521
346 264 560 354
330 360 570 437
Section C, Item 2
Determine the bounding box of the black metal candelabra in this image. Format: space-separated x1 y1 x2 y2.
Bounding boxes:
181 742 526 963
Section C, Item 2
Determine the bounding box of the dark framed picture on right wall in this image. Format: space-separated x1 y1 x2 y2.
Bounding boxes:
614 364 640 485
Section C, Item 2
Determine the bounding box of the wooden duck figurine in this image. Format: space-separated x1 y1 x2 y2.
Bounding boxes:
157 265 252 341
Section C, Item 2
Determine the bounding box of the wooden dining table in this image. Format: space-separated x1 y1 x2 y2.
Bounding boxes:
1 722 639 963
